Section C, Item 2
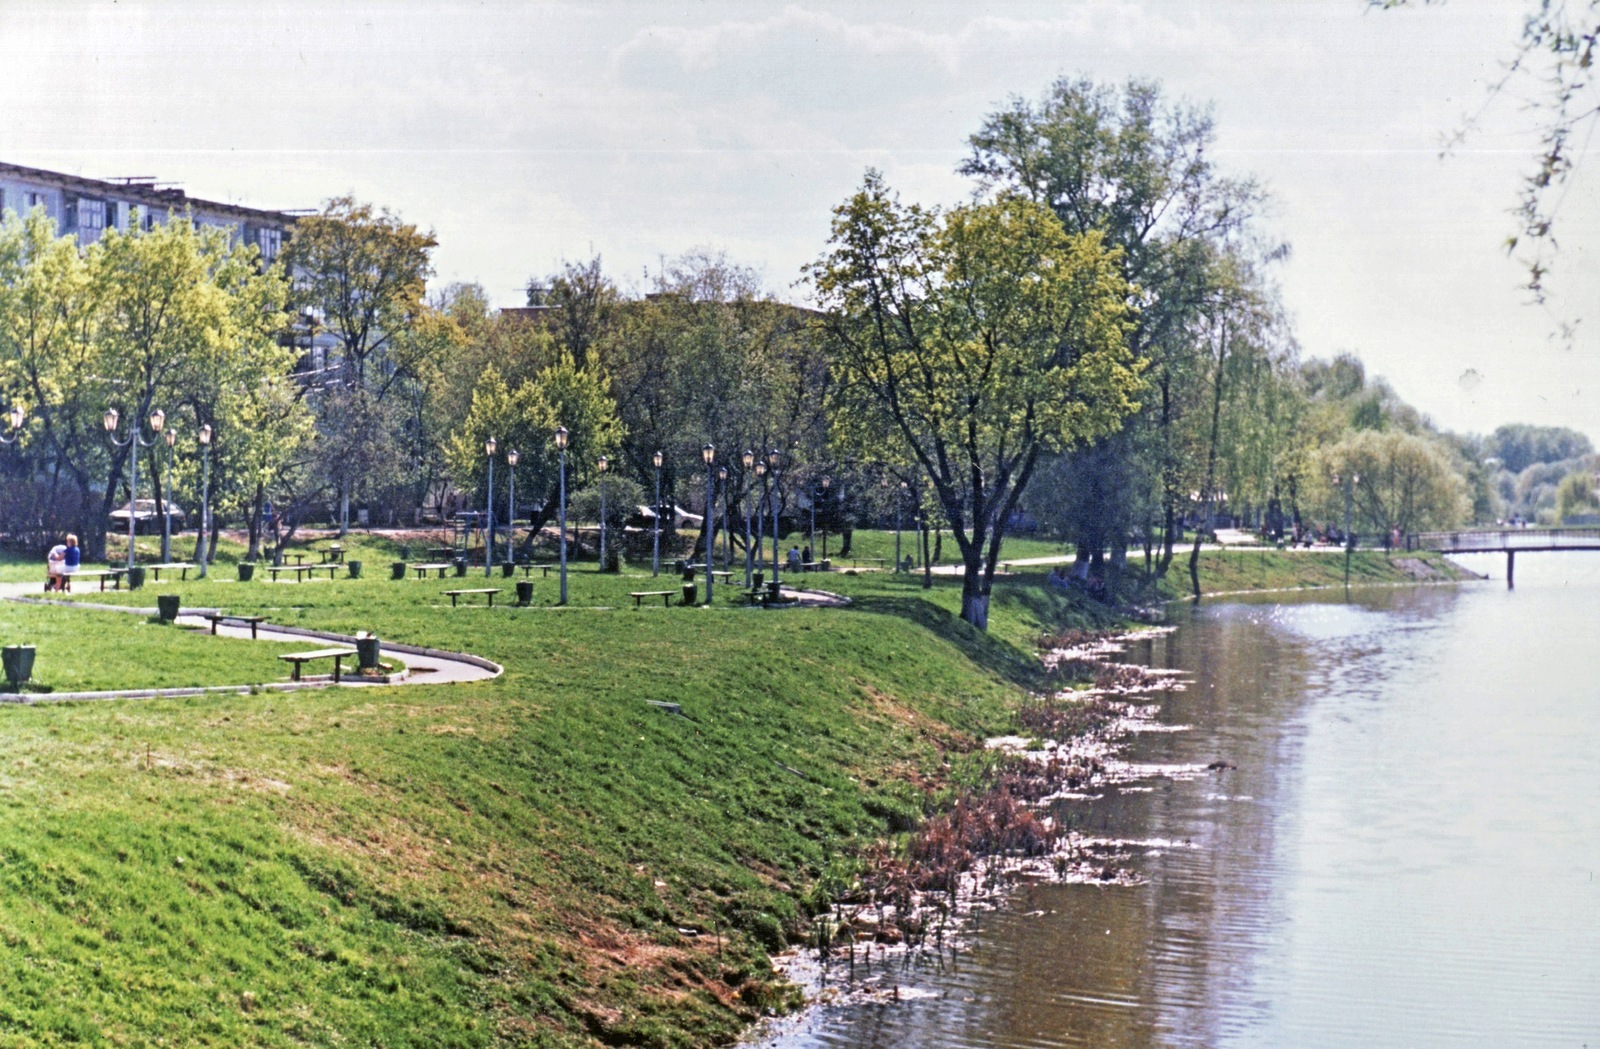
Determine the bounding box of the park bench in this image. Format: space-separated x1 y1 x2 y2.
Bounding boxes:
630 590 675 609
146 562 196 582
850 557 886 569
278 647 355 682
321 544 344 563
75 568 128 591
199 612 268 639
409 562 455 579
267 563 340 582
801 560 831 573
442 587 502 607
688 564 734 582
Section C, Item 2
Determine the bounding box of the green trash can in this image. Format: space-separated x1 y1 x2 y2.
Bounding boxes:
500 561 515 578
681 582 697 606
237 562 255 582
156 594 180 622
2 645 35 689
515 580 534 606
354 632 381 671
127 565 146 590
453 558 468 578
390 561 408 581
347 560 362 579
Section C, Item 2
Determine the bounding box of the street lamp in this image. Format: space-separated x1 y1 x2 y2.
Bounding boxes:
820 475 831 562
754 458 767 586
555 426 569 604
702 443 716 604
197 423 212 578
652 449 664 577
104 407 164 569
718 465 730 569
767 449 781 585
742 450 755 588
597 455 609 572
484 436 497 577
1335 471 1360 590
897 480 907 571
161 428 177 563
0 405 24 445
506 448 519 565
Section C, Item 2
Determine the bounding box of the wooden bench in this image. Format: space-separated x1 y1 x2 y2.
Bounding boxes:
278 647 355 682
321 544 344 563
147 562 196 582
75 568 128 591
442 587 502 607
200 612 268 639
630 590 675 609
267 563 340 583
688 565 734 582
409 562 455 579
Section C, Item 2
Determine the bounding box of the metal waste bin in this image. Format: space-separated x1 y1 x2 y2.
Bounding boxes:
354 632 381 671
2 645 35 689
156 594 180 622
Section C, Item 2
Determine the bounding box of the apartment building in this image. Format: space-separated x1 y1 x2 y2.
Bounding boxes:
0 160 296 263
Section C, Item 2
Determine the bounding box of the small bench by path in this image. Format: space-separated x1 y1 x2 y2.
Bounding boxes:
75 569 128 592
688 565 734 582
146 562 196 582
409 562 455 579
278 647 356 682
267 564 338 583
630 590 675 609
200 612 268 639
442 588 502 607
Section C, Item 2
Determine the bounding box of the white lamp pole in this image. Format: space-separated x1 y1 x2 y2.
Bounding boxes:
485 436 497 577
104 407 164 569
742 450 755 588
161 428 176 563
768 449 781 585
652 450 663 577
506 448 519 564
597 455 609 572
555 426 570 604
197 424 212 577
701 443 715 604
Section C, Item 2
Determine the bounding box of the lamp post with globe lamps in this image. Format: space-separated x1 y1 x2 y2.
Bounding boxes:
104 407 164 569
701 444 716 604
506 448 519 564
718 464 730 569
820 476 832 563
741 451 755 587
652 450 663 576
767 450 782 585
597 455 609 572
754 458 767 585
484 436 497 577
555 426 569 604
160 428 177 563
197 424 213 577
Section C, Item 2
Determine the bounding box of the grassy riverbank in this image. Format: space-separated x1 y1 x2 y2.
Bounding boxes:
1150 547 1475 599
0 539 1470 1046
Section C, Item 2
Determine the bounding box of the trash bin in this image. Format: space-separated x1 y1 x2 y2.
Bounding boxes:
766 580 782 602
681 582 697 606
752 570 764 589
390 561 408 581
354 632 381 671
2 645 35 689
603 549 620 573
516 580 534 606
127 566 146 590
453 558 468 577
237 562 256 582
501 561 515 578
674 559 688 576
347 560 362 579
681 564 696 582
156 594 180 622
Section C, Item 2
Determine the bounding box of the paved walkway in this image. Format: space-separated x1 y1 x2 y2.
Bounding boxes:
0 581 499 702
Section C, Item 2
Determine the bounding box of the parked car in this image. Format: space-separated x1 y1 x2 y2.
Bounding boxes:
107 499 187 534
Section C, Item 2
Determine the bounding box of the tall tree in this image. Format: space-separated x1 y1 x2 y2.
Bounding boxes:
811 174 1141 629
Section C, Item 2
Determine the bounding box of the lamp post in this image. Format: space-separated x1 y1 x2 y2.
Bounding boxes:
0 405 23 445
1336 471 1360 591
484 436 497 577
808 476 818 567
820 476 831 562
597 455 609 572
104 407 164 569
652 449 663 576
197 424 212 578
718 465 730 569
896 480 907 570
767 449 781 585
701 443 715 604
161 428 176 563
555 426 569 604
506 448 519 564
742 450 755 588
754 458 767 585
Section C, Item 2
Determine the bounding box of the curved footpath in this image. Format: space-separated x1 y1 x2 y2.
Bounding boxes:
0 581 500 704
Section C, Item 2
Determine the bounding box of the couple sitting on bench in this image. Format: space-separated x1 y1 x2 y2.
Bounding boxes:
45 535 80 592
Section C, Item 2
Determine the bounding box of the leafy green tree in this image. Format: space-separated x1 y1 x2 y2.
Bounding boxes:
810 174 1141 629
1555 466 1599 523
1486 423 1594 474
1316 429 1468 537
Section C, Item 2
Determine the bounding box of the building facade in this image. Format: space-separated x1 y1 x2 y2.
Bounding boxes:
0 160 296 263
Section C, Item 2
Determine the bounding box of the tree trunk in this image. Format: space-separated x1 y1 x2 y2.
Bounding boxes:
959 559 988 628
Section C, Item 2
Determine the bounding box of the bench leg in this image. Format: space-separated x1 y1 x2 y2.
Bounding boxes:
250 623 258 640
487 594 495 607
211 619 219 635
332 655 342 684
290 662 302 681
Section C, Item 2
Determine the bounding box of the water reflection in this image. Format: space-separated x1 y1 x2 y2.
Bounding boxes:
752 555 1600 1048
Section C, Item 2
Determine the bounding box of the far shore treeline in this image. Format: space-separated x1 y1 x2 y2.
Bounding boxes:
1 78 1595 627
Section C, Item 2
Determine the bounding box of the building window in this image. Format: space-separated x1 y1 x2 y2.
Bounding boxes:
76 198 104 231
258 227 281 263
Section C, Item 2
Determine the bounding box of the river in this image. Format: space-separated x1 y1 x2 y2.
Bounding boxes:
752 553 1599 1048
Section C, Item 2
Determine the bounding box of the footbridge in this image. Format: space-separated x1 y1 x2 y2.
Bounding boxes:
1405 528 1600 587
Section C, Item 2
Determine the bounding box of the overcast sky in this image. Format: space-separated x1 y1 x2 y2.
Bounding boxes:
1 0 1595 442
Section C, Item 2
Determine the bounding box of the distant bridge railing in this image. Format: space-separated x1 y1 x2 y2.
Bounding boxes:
1406 527 1600 553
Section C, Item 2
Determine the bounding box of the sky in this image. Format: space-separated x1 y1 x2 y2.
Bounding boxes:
0 0 1595 443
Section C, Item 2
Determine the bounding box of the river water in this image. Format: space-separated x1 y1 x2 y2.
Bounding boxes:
754 553 1599 1048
